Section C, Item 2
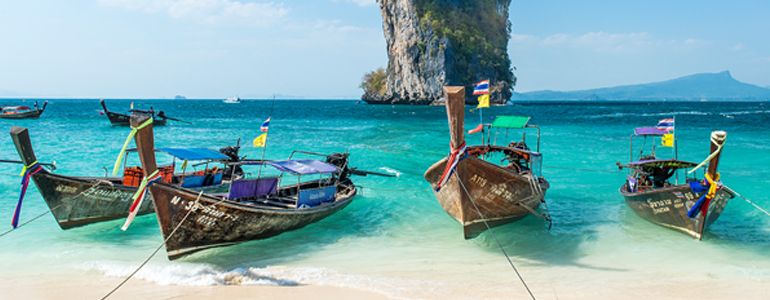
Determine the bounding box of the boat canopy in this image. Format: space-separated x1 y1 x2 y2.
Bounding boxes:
491 116 530 129
155 148 230 161
634 127 669 136
232 159 338 175
628 159 698 169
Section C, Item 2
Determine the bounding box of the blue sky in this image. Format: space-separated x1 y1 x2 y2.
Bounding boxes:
1 0 768 98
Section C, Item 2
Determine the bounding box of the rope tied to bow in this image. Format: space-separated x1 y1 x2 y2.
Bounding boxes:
112 118 153 175
435 141 467 192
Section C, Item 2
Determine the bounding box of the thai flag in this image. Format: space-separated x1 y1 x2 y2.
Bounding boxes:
657 118 674 132
473 80 489 95
261 117 270 132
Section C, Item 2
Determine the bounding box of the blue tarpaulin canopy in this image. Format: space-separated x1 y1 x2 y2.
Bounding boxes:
156 148 230 161
233 159 338 175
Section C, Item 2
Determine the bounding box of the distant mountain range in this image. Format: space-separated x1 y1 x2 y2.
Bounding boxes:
512 71 770 101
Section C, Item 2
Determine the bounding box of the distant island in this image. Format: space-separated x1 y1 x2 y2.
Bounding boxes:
512 71 770 101
174 95 186 100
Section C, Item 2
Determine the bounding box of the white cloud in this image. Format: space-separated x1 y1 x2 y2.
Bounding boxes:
731 43 744 51
330 0 377 7
97 0 290 27
511 31 709 54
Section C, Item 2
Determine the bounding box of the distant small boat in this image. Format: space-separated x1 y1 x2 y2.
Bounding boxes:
617 125 735 239
223 96 242 103
0 101 47 119
100 99 189 126
424 86 551 239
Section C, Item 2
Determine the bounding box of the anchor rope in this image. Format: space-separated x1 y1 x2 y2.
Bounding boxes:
356 186 411 192
102 190 206 300
455 175 537 300
724 186 770 218
0 179 112 238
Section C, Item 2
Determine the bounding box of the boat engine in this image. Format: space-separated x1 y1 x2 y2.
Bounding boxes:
326 153 351 180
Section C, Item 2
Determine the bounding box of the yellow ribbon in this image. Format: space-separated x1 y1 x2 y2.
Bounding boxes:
704 172 720 201
688 136 726 174
112 118 153 175
19 160 38 176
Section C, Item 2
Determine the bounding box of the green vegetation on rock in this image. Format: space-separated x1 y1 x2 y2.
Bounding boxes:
359 67 387 96
414 0 513 86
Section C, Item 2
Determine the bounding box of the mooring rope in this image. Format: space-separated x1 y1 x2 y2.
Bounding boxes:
543 165 621 173
102 190 205 300
724 186 770 218
0 203 62 238
455 176 537 300
0 179 110 238
356 185 411 192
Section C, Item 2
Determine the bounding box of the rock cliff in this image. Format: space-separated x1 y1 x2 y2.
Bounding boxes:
364 0 515 105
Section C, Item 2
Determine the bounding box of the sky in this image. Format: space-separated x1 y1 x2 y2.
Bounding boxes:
1 0 769 99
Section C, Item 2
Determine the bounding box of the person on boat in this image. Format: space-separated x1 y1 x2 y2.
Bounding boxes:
34 101 38 109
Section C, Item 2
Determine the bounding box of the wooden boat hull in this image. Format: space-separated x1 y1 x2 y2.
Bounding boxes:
148 181 357 260
0 109 44 119
28 172 155 229
425 155 549 239
106 111 167 126
10 126 227 229
620 183 736 239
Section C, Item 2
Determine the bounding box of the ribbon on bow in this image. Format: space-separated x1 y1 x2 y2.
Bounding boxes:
12 161 43 228
687 173 722 218
435 142 467 192
112 118 154 175
121 170 163 230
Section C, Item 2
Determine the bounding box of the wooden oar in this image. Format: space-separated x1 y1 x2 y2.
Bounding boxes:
349 168 397 177
162 116 193 124
0 159 56 170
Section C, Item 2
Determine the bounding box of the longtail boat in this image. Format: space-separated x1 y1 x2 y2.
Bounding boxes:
424 86 550 239
0 101 48 119
129 114 358 260
9 126 241 229
100 99 168 126
617 124 735 239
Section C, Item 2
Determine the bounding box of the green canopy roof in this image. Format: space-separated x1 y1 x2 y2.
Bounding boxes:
491 116 530 129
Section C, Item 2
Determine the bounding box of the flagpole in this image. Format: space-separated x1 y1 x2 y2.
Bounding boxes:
257 96 276 179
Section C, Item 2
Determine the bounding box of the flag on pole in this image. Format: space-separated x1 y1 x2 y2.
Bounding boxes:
657 118 674 132
261 117 270 132
253 133 267 147
468 124 484 135
661 134 674 147
473 80 489 95
476 94 489 109
130 102 134 109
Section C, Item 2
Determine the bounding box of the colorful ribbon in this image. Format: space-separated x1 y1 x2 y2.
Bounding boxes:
435 142 467 192
12 161 43 228
121 170 163 231
112 118 154 175
687 172 722 218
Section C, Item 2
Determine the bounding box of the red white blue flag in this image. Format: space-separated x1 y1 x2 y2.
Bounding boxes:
657 118 674 132
261 117 270 132
473 80 489 95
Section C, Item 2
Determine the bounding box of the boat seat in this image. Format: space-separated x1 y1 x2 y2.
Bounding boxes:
228 177 278 200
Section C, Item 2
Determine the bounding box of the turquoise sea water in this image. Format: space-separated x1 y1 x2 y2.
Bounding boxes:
0 99 768 299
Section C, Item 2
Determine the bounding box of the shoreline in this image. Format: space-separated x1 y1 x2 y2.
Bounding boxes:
0 273 395 300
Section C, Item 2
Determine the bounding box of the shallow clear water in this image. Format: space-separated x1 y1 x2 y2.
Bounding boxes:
0 99 768 299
